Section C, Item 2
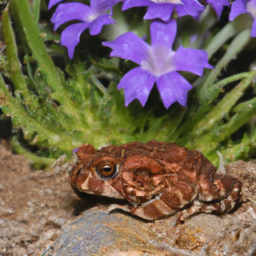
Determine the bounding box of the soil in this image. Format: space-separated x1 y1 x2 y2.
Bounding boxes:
0 141 85 256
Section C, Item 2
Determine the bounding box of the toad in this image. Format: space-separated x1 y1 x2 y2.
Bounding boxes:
69 140 243 222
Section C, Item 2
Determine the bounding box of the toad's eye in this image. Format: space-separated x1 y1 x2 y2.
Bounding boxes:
96 160 117 179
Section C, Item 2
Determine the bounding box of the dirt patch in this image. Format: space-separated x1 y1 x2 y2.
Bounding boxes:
0 142 83 255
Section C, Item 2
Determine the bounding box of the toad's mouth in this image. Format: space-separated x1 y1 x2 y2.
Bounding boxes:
79 171 124 199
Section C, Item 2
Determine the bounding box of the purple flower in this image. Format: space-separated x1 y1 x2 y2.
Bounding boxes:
73 147 80 153
51 0 121 58
206 0 230 19
103 20 213 108
230 0 256 37
48 0 63 9
122 0 204 21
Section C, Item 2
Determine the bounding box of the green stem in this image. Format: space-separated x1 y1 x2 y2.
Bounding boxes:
32 0 41 24
187 98 256 161
171 104 212 141
2 8 28 95
212 129 256 165
12 137 56 168
205 15 252 58
194 69 256 136
9 0 86 125
217 97 256 141
205 22 237 59
2 7 85 137
162 73 251 141
90 74 107 95
210 72 251 89
199 72 251 104
197 29 251 105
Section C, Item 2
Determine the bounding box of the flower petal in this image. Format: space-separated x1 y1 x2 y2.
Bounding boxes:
144 3 174 21
150 19 176 49
60 23 90 59
89 15 116 35
207 0 230 19
51 3 94 31
122 0 150 10
251 0 256 8
48 0 63 9
91 0 122 14
117 67 155 106
173 45 213 76
175 0 204 18
229 0 248 21
103 32 149 65
246 0 256 18
251 18 256 37
73 147 80 153
156 72 192 108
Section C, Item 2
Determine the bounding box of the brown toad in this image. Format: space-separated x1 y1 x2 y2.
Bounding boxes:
69 140 243 222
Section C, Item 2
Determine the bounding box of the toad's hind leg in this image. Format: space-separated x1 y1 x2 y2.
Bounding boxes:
177 176 243 223
107 199 177 221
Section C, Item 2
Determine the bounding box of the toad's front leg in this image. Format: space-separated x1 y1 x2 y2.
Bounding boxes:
177 174 243 223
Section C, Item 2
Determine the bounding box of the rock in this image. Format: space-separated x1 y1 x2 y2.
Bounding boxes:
226 160 256 202
42 161 256 256
42 207 199 256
